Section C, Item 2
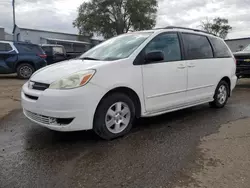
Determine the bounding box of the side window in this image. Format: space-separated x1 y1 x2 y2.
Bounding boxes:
5 44 12 51
41 46 52 54
145 33 181 62
182 33 213 60
0 43 12 52
15 44 43 54
209 37 232 58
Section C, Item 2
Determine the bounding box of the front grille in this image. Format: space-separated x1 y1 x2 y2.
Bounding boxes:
24 110 74 126
32 82 50 91
24 110 50 125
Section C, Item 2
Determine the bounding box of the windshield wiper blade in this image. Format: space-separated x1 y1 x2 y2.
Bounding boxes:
80 57 100 60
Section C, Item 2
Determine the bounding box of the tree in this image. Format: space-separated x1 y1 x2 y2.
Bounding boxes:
73 0 158 39
201 17 232 39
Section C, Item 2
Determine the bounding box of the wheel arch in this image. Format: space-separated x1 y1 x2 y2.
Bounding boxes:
219 76 231 96
15 61 35 71
95 86 142 118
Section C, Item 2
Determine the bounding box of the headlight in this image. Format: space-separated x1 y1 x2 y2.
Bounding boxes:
49 70 96 89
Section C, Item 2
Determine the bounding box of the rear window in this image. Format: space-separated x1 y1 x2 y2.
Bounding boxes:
15 43 44 54
53 46 64 54
0 43 13 52
182 33 213 60
209 37 232 58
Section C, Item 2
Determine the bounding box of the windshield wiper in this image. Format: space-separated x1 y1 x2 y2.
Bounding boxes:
80 57 100 60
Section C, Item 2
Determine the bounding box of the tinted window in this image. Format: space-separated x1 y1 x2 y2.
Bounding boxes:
209 37 232 58
182 33 213 60
0 43 12 52
53 46 64 54
15 44 44 54
41 46 52 54
145 33 181 62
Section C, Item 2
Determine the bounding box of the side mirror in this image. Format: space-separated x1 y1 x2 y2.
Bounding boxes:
145 51 164 63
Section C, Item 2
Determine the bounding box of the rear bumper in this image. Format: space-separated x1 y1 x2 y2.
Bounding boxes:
231 75 237 95
34 60 47 70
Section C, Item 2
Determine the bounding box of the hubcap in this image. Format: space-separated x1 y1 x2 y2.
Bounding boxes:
20 66 32 78
105 102 131 134
217 85 227 104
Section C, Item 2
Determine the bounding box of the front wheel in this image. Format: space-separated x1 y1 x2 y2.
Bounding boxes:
209 80 229 108
93 93 136 140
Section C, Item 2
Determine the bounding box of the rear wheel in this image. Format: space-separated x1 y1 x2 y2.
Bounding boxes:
17 63 35 79
209 80 229 108
93 93 136 140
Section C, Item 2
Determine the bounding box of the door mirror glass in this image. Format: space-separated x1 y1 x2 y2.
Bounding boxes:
145 51 164 63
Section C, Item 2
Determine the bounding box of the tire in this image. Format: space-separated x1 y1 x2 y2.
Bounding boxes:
209 80 229 108
93 93 136 140
17 63 35 79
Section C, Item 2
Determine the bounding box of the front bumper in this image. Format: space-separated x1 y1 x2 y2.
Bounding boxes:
21 82 105 131
236 67 250 77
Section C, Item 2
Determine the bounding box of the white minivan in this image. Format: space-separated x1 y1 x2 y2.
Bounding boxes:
21 27 237 139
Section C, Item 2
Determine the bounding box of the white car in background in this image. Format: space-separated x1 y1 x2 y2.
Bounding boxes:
21 27 237 140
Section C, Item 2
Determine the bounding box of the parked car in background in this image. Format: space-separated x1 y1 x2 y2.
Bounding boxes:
0 41 47 79
40 44 67 65
22 27 237 140
66 51 83 59
234 44 250 78
40 44 83 65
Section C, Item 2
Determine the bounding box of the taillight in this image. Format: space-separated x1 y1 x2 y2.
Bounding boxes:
38 54 47 59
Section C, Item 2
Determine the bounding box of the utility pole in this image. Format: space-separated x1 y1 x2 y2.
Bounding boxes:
12 0 16 33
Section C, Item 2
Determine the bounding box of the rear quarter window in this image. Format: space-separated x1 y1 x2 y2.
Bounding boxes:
53 46 64 55
209 37 232 58
0 43 13 52
15 43 44 54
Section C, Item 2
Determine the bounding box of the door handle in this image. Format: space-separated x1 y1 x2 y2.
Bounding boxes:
177 64 186 69
188 63 195 68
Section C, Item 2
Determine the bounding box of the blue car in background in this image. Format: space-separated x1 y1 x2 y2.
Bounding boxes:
0 41 47 79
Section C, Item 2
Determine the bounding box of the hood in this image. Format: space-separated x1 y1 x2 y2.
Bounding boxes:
31 59 105 83
233 51 250 56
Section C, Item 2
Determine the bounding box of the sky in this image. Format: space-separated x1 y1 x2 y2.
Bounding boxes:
0 0 250 39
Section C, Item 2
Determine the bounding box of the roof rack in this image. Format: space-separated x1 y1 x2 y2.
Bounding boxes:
156 26 217 36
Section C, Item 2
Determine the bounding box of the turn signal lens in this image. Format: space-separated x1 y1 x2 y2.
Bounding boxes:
80 74 94 86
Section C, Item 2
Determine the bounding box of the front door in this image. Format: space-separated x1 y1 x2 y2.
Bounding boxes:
181 33 216 103
142 32 187 113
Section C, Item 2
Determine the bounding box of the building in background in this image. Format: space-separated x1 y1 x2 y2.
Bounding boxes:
0 28 14 41
13 25 103 53
0 28 4 40
225 37 250 52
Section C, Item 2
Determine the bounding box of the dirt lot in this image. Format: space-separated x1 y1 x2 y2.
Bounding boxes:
0 74 25 119
1 76 250 187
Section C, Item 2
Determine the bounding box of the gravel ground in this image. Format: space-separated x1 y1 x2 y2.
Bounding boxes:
0 74 25 120
0 77 250 188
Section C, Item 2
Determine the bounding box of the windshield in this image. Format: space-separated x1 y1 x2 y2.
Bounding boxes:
80 32 153 61
243 44 250 51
